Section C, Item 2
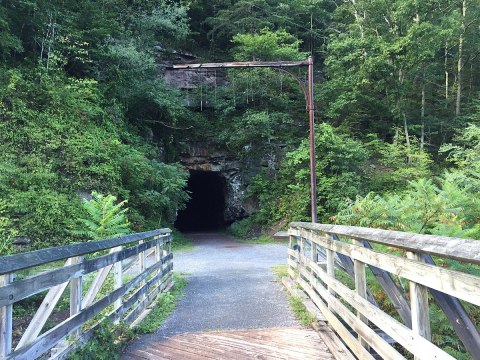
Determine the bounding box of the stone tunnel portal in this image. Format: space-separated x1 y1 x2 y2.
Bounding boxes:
175 170 227 232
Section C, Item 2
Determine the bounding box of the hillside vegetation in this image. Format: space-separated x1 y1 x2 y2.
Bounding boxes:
1 0 480 253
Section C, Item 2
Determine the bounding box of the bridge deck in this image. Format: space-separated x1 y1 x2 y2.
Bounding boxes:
122 326 337 359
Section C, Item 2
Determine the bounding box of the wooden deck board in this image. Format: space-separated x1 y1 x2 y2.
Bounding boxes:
123 326 337 360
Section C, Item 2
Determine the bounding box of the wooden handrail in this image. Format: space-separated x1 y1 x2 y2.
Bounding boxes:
0 229 174 360
0 228 171 274
288 223 480 359
290 222 480 264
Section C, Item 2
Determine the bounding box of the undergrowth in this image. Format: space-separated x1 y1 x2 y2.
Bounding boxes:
68 273 187 360
271 264 315 327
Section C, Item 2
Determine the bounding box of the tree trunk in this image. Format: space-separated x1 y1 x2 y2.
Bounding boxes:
421 82 425 149
444 42 449 103
455 0 466 117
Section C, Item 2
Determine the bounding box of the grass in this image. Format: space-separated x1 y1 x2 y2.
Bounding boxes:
235 234 289 245
68 272 188 359
289 296 317 326
171 229 194 252
271 264 316 327
271 264 289 278
135 273 188 333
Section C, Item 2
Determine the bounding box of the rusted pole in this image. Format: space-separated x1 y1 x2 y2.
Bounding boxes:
308 56 317 223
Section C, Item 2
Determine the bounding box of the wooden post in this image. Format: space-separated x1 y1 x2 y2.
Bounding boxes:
70 256 83 339
326 234 335 310
113 246 123 312
353 240 369 349
406 251 431 359
139 240 146 301
0 273 13 357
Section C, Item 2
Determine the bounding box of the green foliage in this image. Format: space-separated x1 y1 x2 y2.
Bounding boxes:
250 123 369 224
232 28 307 61
68 320 135 360
288 296 317 326
74 192 130 240
335 172 480 238
0 199 16 256
135 274 188 334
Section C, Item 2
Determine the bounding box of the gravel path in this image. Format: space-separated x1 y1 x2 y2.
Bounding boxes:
125 232 298 350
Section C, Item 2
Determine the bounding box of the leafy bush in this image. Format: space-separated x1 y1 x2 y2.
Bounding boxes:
74 192 130 240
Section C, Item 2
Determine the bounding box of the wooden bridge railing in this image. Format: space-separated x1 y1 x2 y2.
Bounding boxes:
0 229 173 360
288 222 480 360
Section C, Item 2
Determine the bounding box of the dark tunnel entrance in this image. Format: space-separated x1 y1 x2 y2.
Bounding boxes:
175 170 227 232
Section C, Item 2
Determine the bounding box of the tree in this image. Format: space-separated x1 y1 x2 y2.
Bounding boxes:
74 192 130 240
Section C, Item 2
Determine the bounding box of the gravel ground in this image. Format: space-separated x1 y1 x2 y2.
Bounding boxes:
125 232 298 350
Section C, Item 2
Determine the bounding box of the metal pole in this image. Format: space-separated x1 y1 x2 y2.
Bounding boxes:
308 56 317 223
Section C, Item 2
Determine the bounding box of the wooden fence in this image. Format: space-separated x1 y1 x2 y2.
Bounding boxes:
288 222 480 360
0 229 173 360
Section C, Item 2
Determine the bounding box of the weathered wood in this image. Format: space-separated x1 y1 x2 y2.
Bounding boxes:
114 246 123 311
0 238 165 307
70 256 83 339
0 229 171 275
293 230 380 308
282 276 326 322
303 261 455 359
170 60 309 70
0 273 13 357
290 222 480 265
422 254 480 357
294 275 376 360
129 278 174 328
362 241 412 327
123 273 173 326
15 260 72 350
353 240 369 349
406 252 431 350
298 270 405 360
82 265 112 309
312 321 357 360
124 327 334 360
298 230 480 306
8 258 167 360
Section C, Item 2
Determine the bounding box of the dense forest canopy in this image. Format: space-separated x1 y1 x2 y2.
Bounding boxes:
1 0 479 254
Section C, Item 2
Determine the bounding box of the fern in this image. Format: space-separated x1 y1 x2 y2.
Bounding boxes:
73 192 130 240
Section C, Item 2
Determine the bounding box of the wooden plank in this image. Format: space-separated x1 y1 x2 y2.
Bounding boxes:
289 222 480 265
293 229 480 306
0 273 13 357
7 259 167 360
170 60 309 70
297 272 401 360
114 246 123 311
362 241 412 327
82 265 113 309
354 239 369 349
70 256 83 339
0 229 171 275
312 321 357 360
15 259 71 350
0 241 170 308
406 252 431 351
304 261 455 359
129 278 174 328
123 273 173 325
422 254 480 357
282 277 326 322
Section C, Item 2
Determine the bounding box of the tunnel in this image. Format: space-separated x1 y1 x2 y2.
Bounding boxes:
175 170 227 232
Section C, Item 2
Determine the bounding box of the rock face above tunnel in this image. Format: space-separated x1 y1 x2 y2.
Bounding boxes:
179 145 252 223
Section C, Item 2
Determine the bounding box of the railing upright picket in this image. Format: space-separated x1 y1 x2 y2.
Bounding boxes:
353 239 369 350
70 256 83 339
139 240 146 301
113 246 123 312
406 251 431 359
0 273 13 358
